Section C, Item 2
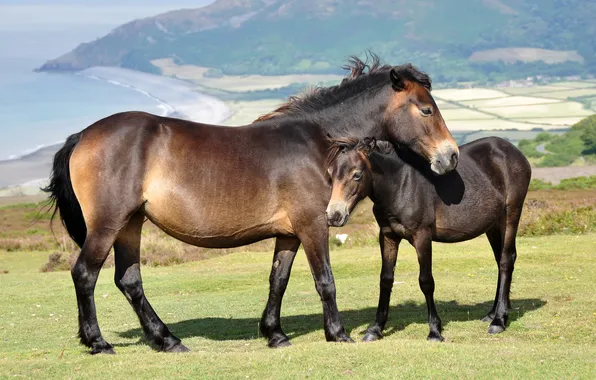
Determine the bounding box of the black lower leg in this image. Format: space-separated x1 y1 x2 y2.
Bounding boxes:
114 216 187 352
415 233 443 342
72 233 116 354
301 228 352 343
260 237 300 348
363 231 400 342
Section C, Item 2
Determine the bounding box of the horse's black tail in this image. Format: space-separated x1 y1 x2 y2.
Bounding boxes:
42 132 87 248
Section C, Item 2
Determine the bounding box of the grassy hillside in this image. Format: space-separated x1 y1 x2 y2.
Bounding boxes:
1 234 595 378
37 0 596 82
518 114 596 166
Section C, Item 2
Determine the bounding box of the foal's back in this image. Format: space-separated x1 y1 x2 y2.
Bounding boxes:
374 137 531 243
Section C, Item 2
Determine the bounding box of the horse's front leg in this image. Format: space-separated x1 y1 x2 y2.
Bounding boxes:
298 219 353 343
363 226 401 342
260 236 301 348
413 230 444 342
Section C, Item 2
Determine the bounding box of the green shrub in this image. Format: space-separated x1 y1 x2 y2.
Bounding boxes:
555 176 596 190
528 179 553 191
520 206 596 236
535 132 552 143
537 153 577 167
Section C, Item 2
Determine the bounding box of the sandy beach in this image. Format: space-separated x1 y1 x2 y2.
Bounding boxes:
0 67 231 195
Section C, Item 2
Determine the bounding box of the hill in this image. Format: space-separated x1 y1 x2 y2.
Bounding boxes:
519 114 596 166
37 0 596 83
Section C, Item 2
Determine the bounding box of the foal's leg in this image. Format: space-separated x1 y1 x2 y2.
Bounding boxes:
71 227 120 354
488 209 521 334
413 231 443 341
260 236 301 348
113 213 188 352
298 221 352 343
363 228 401 342
482 226 503 322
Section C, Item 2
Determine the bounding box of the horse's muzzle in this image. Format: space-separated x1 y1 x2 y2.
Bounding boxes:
431 141 459 175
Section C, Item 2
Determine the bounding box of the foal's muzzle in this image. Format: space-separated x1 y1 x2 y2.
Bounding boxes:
326 201 349 227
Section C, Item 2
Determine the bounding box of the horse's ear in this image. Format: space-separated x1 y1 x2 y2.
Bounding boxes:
390 68 405 91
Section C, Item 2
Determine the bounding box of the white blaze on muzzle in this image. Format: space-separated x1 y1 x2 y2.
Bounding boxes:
430 140 459 175
326 200 349 227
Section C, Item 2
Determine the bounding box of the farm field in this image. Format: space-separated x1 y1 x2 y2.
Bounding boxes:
1 234 595 378
150 58 596 144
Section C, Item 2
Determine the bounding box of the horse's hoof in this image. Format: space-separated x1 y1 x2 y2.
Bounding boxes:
90 344 115 355
488 324 505 335
481 313 495 323
165 343 190 353
362 332 382 342
267 335 292 348
427 333 445 342
362 327 383 342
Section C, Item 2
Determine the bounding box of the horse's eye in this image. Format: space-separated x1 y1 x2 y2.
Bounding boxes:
420 108 433 117
353 171 362 181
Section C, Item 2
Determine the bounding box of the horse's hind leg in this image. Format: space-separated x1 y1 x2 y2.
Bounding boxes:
260 236 301 348
488 206 522 334
482 226 503 322
113 212 188 352
72 227 120 354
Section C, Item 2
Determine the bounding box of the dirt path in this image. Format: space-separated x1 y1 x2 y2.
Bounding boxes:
531 165 596 184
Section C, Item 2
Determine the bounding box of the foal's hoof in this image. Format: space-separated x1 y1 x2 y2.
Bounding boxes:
90 344 115 355
267 334 292 348
165 343 191 353
362 327 383 342
481 313 495 323
488 324 506 335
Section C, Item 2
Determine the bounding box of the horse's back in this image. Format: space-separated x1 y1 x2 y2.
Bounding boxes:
68 111 329 247
432 137 530 242
459 136 531 195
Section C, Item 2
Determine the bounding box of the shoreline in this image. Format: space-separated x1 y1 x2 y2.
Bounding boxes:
0 67 231 191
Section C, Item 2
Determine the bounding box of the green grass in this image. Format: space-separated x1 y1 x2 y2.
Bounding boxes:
1 234 596 378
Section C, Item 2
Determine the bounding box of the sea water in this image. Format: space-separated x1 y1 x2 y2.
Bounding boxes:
0 17 227 161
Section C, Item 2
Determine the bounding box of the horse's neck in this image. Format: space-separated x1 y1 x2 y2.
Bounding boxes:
308 92 388 138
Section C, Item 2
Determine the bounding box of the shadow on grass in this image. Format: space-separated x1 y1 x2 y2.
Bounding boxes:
118 298 545 342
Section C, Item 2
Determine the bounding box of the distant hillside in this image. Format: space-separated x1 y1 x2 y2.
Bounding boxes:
37 0 596 83
519 114 596 167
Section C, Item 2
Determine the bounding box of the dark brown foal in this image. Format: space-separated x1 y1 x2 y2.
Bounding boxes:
325 137 531 341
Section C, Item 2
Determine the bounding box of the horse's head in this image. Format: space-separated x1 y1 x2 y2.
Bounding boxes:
383 64 458 175
325 137 377 227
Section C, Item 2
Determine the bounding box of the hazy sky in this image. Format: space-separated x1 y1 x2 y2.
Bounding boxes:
0 1 215 30
0 1 215 60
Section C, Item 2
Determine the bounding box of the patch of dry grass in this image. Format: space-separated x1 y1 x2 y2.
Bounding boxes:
2 190 594 272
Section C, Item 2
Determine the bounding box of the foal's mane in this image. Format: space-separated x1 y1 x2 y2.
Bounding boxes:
254 54 432 123
325 137 397 169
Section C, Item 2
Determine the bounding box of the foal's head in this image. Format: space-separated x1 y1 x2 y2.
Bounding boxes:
325 137 377 227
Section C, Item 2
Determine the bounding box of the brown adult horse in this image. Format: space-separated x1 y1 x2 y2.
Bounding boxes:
43 57 459 354
324 137 530 341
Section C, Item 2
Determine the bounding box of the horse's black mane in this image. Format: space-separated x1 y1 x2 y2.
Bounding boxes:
255 53 431 122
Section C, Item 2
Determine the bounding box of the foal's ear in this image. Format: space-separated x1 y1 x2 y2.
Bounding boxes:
390 68 405 91
360 137 377 156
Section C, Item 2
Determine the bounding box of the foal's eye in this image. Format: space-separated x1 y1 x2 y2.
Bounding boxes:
353 171 362 181
420 108 433 117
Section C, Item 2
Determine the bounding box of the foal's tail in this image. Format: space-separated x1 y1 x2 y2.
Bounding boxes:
42 132 87 248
